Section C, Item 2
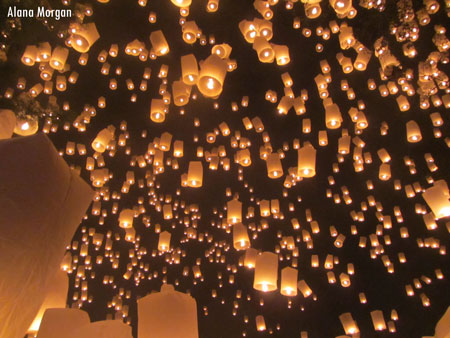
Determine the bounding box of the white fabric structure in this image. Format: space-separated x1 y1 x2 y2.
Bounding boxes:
68 319 133 338
137 284 199 338
0 133 94 338
37 308 90 338
0 109 16 139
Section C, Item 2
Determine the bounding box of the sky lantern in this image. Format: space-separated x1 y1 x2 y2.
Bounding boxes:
69 22 100 53
233 223 250 250
253 252 278 292
150 30 170 56
187 161 203 187
422 184 450 219
197 54 228 98
170 0 192 7
49 46 69 71
297 143 316 178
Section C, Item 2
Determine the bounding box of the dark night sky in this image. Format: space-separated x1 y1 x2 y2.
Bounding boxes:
1 0 450 337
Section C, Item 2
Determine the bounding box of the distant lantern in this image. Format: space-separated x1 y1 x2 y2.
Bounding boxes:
239 20 258 43
297 280 313 297
280 267 298 296
207 0 219 12
379 163 391 181
69 23 100 53
371 310 387 331
406 120 422 142
150 30 170 56
187 161 203 187
212 43 232 59
49 46 69 71
233 223 250 250
266 153 283 179
197 54 227 98
297 144 316 178
253 252 278 292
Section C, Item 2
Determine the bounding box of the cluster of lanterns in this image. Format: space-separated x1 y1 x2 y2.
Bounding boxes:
1 0 449 337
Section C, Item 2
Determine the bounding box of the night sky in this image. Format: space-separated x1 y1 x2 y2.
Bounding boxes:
1 0 450 337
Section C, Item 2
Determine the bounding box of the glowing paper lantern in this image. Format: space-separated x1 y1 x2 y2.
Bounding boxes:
233 223 250 250
197 54 227 98
272 44 290 65
280 267 298 296
422 185 450 219
325 104 343 129
49 46 69 71
172 80 192 106
266 153 283 179
187 161 203 187
91 126 115 153
256 315 266 331
227 198 242 224
304 2 321 18
21 45 39 66
119 209 134 228
253 37 275 63
137 284 198 338
181 54 199 85
339 313 359 335
158 231 171 251
253 252 278 292
170 0 192 7
297 143 316 177
13 114 39 136
0 134 93 338
406 120 422 142
150 99 167 123
0 109 16 139
69 23 100 53
150 30 170 56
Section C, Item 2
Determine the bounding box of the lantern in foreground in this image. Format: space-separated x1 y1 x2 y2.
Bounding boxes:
266 153 283 179
0 134 93 338
181 54 199 85
227 198 242 224
339 312 359 335
36 309 90 338
138 284 198 338
253 251 278 292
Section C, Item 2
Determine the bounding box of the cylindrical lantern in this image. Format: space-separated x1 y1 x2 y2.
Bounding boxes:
266 153 283 179
406 120 422 142
297 144 316 177
280 267 298 296
197 54 227 98
253 252 278 292
187 161 203 187
69 22 100 53
149 30 170 56
233 223 250 250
